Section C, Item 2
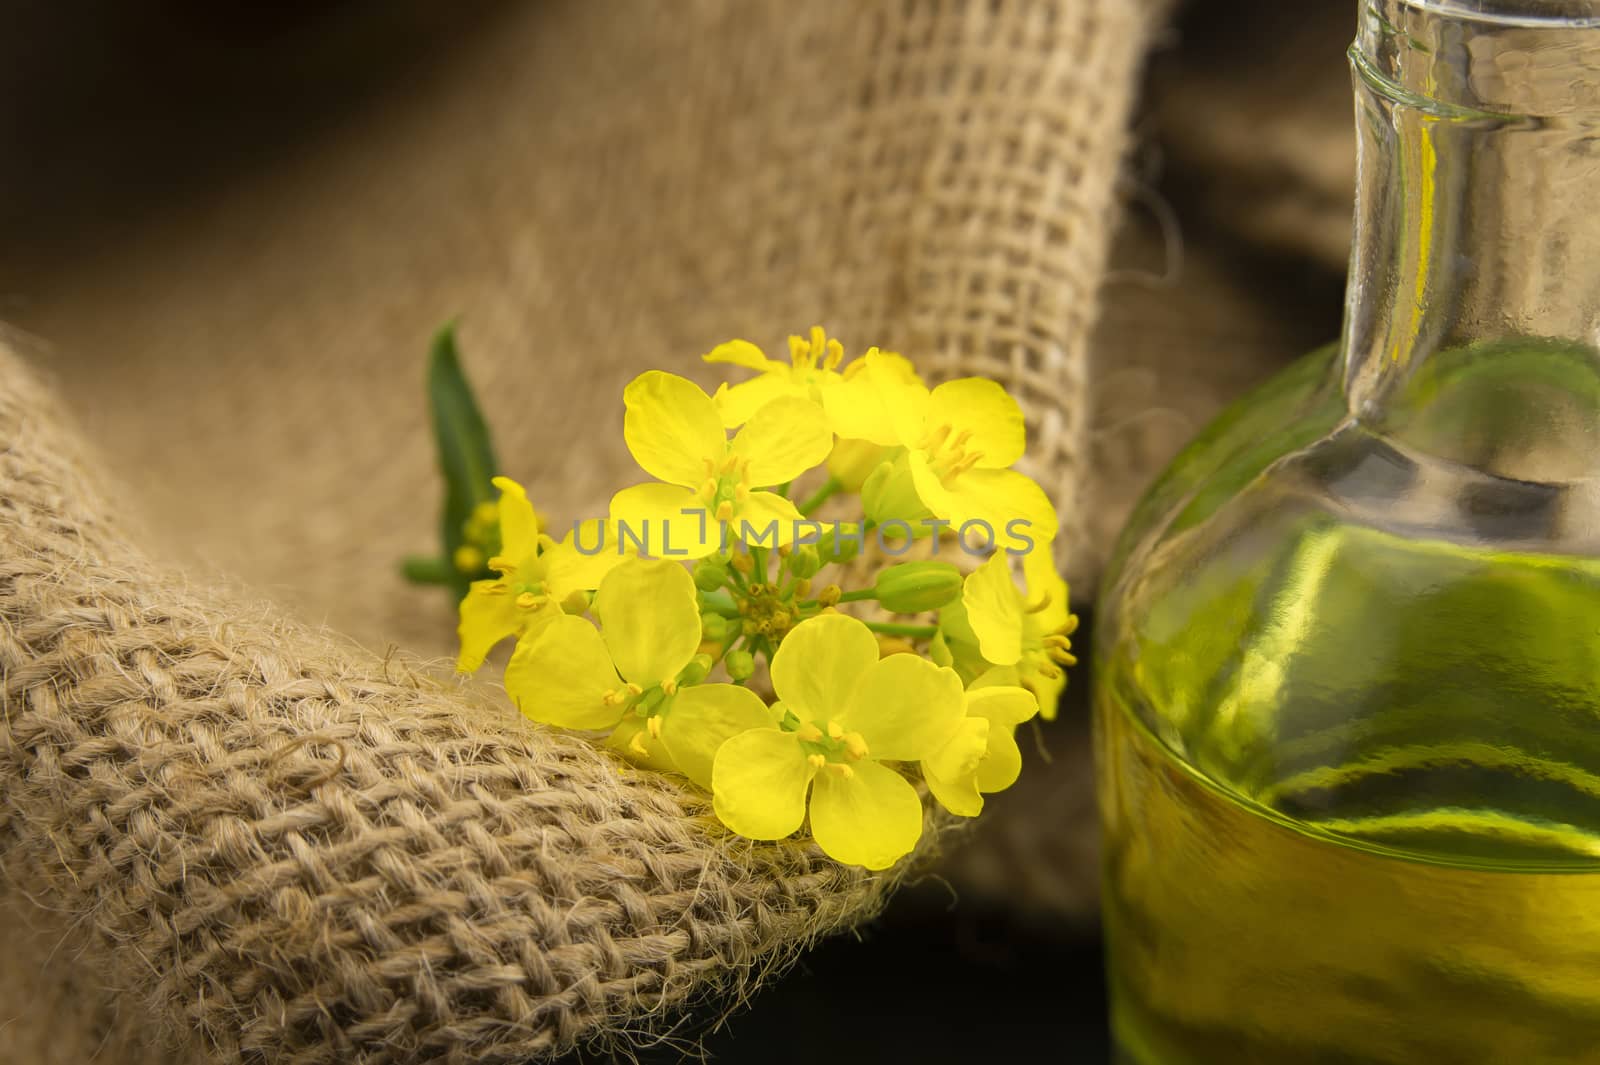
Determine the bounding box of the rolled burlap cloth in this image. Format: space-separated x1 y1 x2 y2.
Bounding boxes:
0 341 943 1060
0 1 1168 1061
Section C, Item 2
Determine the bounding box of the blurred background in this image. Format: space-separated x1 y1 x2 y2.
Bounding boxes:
2 1 1355 1060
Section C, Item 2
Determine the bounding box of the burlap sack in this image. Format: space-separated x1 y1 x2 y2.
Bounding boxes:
1 2 1169 1060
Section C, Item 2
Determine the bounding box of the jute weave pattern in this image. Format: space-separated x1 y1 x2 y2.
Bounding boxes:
0 344 912 1061
1 1 1165 1060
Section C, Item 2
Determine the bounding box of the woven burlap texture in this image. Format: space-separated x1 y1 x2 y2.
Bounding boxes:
1 2 1165 1061
1 342 934 1063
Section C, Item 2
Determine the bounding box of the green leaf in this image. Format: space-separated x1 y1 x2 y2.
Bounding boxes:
427 320 500 601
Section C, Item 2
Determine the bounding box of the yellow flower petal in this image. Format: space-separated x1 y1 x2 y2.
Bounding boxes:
660 683 775 789
490 476 541 562
927 378 1026 468
825 350 927 447
931 601 993 685
455 581 521 672
1022 547 1072 633
606 718 679 775
703 338 783 372
965 685 1037 793
731 490 805 548
839 653 965 760
922 716 991 817
768 613 880 724
711 728 814 839
623 370 727 487
711 374 798 428
504 615 626 730
592 558 702 685
544 519 630 593
827 438 894 491
731 396 834 486
1025 665 1068 722
867 349 923 385
808 760 924 870
609 482 722 559
970 664 1023 689
910 460 1059 548
962 551 1024 666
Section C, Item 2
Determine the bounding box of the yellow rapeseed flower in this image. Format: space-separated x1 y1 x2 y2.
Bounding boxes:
959 549 1079 719
456 477 625 672
610 371 833 557
710 613 965 869
705 326 921 431
921 671 1039 816
841 375 1059 551
504 558 771 784
706 330 926 493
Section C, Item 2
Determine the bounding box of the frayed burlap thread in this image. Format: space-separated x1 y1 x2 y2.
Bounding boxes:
0 345 927 1061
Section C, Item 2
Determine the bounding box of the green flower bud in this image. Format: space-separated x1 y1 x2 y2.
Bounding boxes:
873 561 964 614
677 653 715 687
701 612 730 641
861 455 935 528
725 649 757 682
816 523 865 566
787 545 822 579
693 557 729 592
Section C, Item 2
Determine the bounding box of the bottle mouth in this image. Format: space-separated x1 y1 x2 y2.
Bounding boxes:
1404 1 1600 28
1355 0 1600 118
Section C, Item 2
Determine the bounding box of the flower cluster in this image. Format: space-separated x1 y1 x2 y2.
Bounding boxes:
452 328 1078 869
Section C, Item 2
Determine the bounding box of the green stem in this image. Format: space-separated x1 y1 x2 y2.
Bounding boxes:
797 477 843 516
796 479 844 514
864 621 938 638
401 555 454 584
837 587 878 604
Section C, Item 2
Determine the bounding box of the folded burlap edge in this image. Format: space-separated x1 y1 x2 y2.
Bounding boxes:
0 340 969 1063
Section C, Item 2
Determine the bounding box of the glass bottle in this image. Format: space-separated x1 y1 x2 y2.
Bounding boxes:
1095 2 1600 1062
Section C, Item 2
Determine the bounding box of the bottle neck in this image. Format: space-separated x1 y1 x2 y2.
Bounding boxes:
1342 0 1600 480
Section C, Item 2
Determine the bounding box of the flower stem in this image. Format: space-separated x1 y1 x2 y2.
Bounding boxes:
798 477 842 516
864 621 938 638
838 587 878 604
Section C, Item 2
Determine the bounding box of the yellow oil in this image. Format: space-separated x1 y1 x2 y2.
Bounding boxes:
1096 341 1600 1061
1099 702 1600 1064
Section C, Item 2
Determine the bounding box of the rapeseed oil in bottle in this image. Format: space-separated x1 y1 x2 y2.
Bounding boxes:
1095 2 1600 1061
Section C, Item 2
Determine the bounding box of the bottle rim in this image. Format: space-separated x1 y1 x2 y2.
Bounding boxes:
1356 0 1600 117
1394 0 1600 28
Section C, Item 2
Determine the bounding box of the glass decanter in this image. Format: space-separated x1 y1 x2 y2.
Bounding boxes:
1095 2 1600 1062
